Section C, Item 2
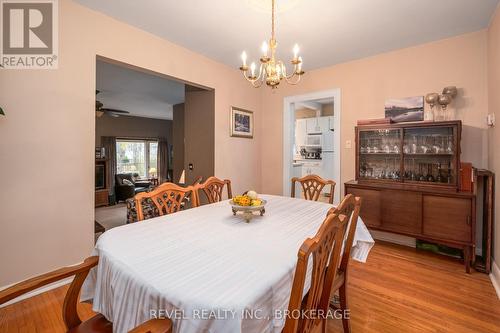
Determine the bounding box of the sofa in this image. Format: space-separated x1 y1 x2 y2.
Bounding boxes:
115 173 151 202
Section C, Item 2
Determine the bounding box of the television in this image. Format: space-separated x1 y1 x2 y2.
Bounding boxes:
95 164 106 190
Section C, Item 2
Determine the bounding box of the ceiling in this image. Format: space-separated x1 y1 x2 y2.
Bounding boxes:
96 60 185 120
79 0 498 70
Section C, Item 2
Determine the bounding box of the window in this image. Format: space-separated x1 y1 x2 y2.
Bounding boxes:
116 139 159 178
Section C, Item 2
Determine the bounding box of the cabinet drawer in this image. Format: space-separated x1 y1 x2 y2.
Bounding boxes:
345 187 381 227
423 196 472 243
381 190 422 234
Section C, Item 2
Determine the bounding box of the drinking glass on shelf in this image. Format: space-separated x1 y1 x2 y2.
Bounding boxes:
446 135 454 154
403 143 410 154
360 138 366 153
421 135 432 154
383 139 391 154
411 135 418 154
392 136 400 154
426 164 435 182
410 159 417 181
372 139 380 154
432 135 442 154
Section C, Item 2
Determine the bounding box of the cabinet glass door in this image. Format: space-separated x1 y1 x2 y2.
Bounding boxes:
402 126 456 185
358 129 401 181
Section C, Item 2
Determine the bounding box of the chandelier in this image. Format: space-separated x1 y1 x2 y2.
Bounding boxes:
239 0 304 89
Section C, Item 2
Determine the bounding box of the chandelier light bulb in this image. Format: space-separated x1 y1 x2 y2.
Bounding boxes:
250 62 256 77
293 44 300 59
261 41 269 56
241 51 247 67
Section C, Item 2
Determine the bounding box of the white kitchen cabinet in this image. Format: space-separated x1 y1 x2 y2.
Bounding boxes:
295 119 307 147
318 117 330 133
306 118 321 134
309 165 322 176
301 161 322 177
306 117 333 134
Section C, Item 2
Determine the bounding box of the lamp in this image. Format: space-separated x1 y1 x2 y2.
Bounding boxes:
149 167 157 178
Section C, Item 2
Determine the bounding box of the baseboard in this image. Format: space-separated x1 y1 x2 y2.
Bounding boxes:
0 277 73 308
490 260 500 300
370 230 417 248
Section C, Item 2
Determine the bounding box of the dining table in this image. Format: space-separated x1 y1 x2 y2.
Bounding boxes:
82 194 374 333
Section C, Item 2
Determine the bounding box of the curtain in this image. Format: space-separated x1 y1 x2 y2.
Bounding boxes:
101 136 116 195
158 137 169 184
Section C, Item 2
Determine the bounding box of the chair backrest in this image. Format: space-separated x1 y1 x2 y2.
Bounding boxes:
134 182 198 221
196 176 232 204
116 173 134 185
283 213 347 333
192 176 203 186
291 175 336 204
0 256 99 331
327 194 362 273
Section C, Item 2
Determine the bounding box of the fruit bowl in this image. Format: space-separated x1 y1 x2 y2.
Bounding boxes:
229 191 266 222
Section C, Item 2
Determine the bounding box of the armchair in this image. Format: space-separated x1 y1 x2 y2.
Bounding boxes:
115 174 151 202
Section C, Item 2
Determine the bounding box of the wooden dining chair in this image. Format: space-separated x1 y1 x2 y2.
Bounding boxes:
282 213 348 333
134 182 198 221
195 176 232 204
326 194 362 333
291 175 336 204
0 256 172 333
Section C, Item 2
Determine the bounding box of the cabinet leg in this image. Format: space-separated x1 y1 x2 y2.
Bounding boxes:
464 246 471 274
471 245 476 267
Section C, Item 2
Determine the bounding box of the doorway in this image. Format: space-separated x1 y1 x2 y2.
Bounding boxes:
93 56 215 235
283 89 341 204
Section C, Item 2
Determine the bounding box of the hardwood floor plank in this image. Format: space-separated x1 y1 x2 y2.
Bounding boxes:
1 242 499 333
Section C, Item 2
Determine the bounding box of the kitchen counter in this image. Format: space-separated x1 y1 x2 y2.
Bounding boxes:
294 158 322 162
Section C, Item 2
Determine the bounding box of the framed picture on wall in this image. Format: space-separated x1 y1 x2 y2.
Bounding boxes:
384 96 424 123
230 106 254 138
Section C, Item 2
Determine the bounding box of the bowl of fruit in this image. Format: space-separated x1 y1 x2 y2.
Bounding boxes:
229 190 266 222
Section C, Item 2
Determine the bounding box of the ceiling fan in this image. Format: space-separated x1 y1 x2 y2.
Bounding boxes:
95 90 130 118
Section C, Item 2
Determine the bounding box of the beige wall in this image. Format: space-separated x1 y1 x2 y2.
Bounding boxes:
95 115 173 146
488 6 500 266
0 0 261 286
260 31 489 196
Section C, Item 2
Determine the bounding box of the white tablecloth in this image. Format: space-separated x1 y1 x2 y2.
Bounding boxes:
82 195 374 333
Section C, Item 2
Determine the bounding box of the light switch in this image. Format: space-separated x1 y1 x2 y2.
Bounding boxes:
345 140 352 149
487 114 495 127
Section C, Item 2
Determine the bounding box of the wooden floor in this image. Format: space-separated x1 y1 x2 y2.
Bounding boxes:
1 242 499 333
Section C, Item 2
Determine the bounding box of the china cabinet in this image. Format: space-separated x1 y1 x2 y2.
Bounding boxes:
346 120 476 272
356 121 460 190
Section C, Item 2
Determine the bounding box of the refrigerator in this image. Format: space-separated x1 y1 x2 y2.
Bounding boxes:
321 129 335 183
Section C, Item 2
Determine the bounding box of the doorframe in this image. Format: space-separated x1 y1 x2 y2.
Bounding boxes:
282 88 342 204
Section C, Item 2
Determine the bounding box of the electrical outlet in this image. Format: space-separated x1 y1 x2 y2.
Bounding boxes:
345 140 352 149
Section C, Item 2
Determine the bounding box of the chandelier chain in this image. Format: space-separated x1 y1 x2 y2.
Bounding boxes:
272 0 275 40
